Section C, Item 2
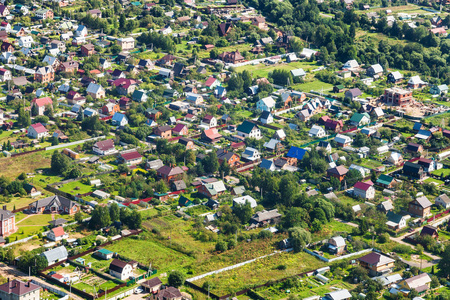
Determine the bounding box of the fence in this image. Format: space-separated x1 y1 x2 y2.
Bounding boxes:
31 279 68 298
10 148 44 157
426 209 450 223
45 136 106 151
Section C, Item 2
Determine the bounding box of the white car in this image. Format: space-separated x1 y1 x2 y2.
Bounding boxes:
134 287 143 294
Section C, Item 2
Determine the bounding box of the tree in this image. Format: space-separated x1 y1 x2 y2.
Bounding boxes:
75 211 84 223
233 202 253 224
51 151 72 175
438 245 450 278
204 152 219 174
168 270 185 288
219 160 231 176
215 240 228 252
17 106 31 127
89 206 111 230
279 174 299 206
109 203 120 222
345 169 363 187
288 227 311 253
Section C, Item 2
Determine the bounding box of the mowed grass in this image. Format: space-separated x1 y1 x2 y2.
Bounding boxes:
291 80 334 93
431 168 450 177
59 180 95 195
16 214 57 226
235 61 318 78
0 152 51 180
194 251 326 296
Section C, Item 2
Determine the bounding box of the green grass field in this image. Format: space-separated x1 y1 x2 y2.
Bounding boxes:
291 80 334 93
59 180 95 195
424 178 444 186
0 151 51 180
194 251 326 296
235 61 319 78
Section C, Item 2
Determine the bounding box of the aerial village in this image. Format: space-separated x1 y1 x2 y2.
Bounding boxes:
0 0 450 299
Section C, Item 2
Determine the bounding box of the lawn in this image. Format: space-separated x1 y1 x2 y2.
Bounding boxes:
59 180 95 195
80 253 114 272
8 225 46 240
235 61 319 78
72 275 118 294
0 196 41 211
359 159 383 169
291 80 334 93
431 168 450 177
194 251 326 296
311 220 355 242
16 214 59 226
0 151 51 180
424 178 444 186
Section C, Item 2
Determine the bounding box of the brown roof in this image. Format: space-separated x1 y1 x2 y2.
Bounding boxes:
0 280 40 296
328 165 348 176
155 287 182 299
142 277 162 288
94 139 115 151
109 259 130 273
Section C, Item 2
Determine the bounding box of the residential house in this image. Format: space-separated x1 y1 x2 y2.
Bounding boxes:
408 76 427 89
259 111 273 124
409 196 432 217
217 149 240 167
403 162 425 180
149 287 182 300
241 147 260 162
237 120 261 139
256 96 276 112
27 123 48 139
66 91 86 105
0 280 40 300
387 71 404 84
59 61 79 73
366 64 384 77
154 125 172 139
29 195 77 215
204 76 221 89
112 78 139 95
399 273 431 294
420 225 439 239
376 174 396 189
109 259 134 280
198 181 227 199
93 139 116 155
86 83 105 99
18 36 33 48
406 143 423 155
172 124 188 136
95 249 114 260
117 37 135 50
41 246 68 265
81 43 95 56
343 59 359 69
417 158 436 173
218 22 232 36
328 236 346 255
435 194 450 209
327 166 348 182
323 290 352 300
34 66 54 83
325 119 343 133
317 141 332 153
250 209 282 228
118 150 142 166
353 181 375 200
387 152 403 166
251 16 268 30
202 115 217 128
0 5 9 16
383 87 413 106
75 25 88 37
141 278 162 293
201 128 222 143
0 68 10 82
334 134 353 147
345 88 362 100
111 113 128 127
309 125 326 138
178 137 195 150
233 195 257 208
31 97 52 116
157 166 184 182
349 112 370 126
0 208 16 237
358 252 395 276
102 103 120 115
35 8 53 19
47 226 68 241
430 84 448 95
186 93 203 105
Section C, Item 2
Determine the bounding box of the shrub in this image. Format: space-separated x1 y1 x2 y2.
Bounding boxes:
215 240 227 252
393 244 412 254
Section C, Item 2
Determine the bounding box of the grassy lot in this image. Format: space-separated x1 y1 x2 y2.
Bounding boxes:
359 159 383 169
425 112 450 129
311 220 355 242
424 178 444 186
256 278 356 299
59 180 95 195
16 214 59 226
8 225 46 240
235 61 319 78
72 275 118 294
194 251 326 296
0 151 51 180
432 168 450 177
291 80 334 93
0 196 40 211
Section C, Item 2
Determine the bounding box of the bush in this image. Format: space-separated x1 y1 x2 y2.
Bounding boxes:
393 244 412 254
258 230 273 239
276 264 287 270
215 240 227 252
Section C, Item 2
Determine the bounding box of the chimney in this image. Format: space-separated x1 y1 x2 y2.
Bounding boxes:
2 205 6 210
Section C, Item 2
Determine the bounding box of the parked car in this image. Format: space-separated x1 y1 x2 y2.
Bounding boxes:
134 287 143 294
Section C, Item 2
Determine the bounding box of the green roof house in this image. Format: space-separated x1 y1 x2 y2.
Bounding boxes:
349 112 370 126
95 248 114 260
376 174 395 188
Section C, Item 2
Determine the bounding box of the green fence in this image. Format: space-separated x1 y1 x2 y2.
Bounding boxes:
126 270 157 286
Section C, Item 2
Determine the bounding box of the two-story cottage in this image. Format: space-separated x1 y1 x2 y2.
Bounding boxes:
353 181 375 200
358 252 395 276
27 123 48 139
236 120 261 139
217 149 240 167
154 125 172 139
409 196 432 217
0 208 16 237
93 139 116 155
34 66 54 83
86 83 105 99
256 96 276 112
109 259 134 280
